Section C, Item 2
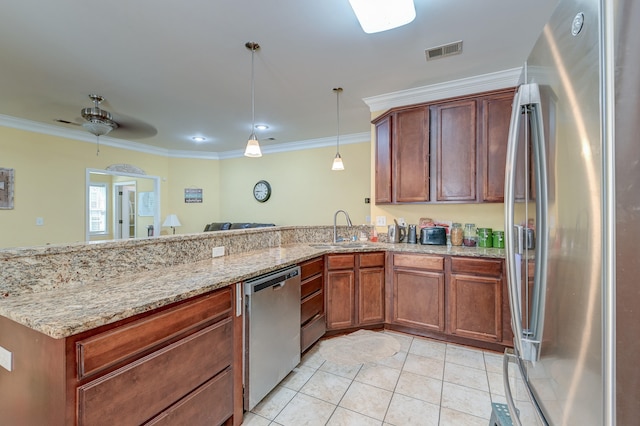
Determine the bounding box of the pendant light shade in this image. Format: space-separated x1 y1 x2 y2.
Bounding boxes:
331 87 345 171
244 42 262 158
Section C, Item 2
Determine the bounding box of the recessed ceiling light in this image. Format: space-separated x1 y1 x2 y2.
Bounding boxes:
192 136 206 142
255 124 269 131
348 0 416 34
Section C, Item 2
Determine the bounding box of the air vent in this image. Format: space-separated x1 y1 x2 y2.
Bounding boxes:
425 40 463 61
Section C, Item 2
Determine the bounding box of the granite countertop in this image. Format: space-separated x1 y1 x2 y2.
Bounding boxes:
0 242 504 339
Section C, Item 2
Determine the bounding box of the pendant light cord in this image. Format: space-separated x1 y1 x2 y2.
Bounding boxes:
251 46 255 130
334 87 342 154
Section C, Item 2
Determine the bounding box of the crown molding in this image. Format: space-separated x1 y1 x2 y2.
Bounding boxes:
363 67 522 112
0 114 369 160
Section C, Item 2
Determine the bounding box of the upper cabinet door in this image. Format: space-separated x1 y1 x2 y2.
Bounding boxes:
431 100 477 202
481 91 515 202
374 116 392 204
393 107 430 203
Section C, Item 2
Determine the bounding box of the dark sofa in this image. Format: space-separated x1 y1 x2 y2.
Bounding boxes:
203 222 275 232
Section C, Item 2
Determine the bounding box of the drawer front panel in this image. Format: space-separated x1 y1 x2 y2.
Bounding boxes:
301 290 323 324
77 318 233 426
300 257 324 280
301 274 323 300
146 368 233 426
393 254 444 271
450 257 502 277
327 254 355 270
301 314 326 353
77 289 232 379
359 252 385 268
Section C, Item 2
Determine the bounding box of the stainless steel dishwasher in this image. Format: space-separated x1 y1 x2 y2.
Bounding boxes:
244 265 301 410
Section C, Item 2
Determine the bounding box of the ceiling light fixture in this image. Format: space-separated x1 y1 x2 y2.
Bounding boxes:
348 0 416 34
255 124 269 131
332 87 345 171
244 42 262 158
81 94 118 155
192 136 206 142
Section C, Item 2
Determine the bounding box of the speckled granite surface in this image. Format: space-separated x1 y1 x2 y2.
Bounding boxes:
0 226 505 339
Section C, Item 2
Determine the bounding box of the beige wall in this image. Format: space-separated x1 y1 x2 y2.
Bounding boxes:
0 125 371 247
219 143 371 226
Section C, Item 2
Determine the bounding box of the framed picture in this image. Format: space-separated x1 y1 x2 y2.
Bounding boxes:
0 168 14 209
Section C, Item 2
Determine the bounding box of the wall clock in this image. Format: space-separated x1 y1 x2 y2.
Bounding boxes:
253 180 271 202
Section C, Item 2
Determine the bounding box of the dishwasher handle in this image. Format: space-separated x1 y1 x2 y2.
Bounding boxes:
245 266 300 295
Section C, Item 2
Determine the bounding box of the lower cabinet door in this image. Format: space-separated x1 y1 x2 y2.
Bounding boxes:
146 368 233 426
77 318 233 426
358 266 385 325
448 273 502 342
325 270 355 330
392 269 445 332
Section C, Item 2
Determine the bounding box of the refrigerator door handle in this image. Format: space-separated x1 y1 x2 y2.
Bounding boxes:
505 85 528 359
503 348 523 426
505 82 547 363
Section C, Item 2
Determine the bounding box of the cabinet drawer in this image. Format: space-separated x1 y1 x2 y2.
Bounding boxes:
301 274 323 300
450 257 502 277
77 318 233 426
300 257 324 280
359 252 385 268
301 314 326 353
77 289 232 380
393 253 444 271
146 368 233 426
327 254 355 270
301 290 323 324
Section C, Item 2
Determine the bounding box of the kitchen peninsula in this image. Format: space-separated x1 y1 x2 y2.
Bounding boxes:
0 225 510 425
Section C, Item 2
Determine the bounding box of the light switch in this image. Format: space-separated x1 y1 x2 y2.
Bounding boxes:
36 217 44 226
0 345 13 372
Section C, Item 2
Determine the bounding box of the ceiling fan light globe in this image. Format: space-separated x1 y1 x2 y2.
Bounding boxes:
82 120 114 137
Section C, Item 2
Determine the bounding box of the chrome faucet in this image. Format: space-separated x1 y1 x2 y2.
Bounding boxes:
333 210 353 243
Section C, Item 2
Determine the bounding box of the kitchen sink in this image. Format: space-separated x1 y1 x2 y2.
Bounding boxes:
309 243 371 249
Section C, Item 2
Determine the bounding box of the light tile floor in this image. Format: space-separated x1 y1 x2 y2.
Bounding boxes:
242 331 537 426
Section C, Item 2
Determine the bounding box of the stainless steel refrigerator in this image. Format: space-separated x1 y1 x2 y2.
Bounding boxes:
502 0 639 424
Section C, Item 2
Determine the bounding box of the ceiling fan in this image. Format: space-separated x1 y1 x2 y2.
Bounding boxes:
80 94 118 137
54 94 157 141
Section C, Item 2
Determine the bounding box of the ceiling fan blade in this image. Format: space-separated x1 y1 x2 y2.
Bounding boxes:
110 113 157 140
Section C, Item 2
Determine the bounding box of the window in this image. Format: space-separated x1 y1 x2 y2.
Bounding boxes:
89 184 108 234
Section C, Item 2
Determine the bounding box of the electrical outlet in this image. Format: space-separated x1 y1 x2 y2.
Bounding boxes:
0 345 13 372
376 216 387 226
212 246 225 258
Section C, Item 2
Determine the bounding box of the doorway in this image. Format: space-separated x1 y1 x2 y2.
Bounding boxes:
114 182 136 239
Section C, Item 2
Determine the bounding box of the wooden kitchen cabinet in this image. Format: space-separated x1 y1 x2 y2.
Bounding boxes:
299 256 326 353
430 99 478 202
447 257 504 343
388 253 445 332
325 252 385 332
0 286 243 426
374 107 430 204
373 87 515 204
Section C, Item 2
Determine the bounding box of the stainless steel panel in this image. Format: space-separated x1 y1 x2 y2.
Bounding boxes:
244 266 301 410
506 0 606 424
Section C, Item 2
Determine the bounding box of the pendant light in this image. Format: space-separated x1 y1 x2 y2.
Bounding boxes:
332 87 345 171
244 42 262 157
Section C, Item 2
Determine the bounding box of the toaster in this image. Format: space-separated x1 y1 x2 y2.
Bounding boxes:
420 227 447 245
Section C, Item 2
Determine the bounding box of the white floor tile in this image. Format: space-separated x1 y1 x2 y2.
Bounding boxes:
395 370 443 405
300 370 352 405
281 365 316 391
354 363 401 391
441 381 492 419
384 393 440 426
339 381 393 421
251 385 297 420
409 337 447 361
274 393 336 426
443 362 489 392
326 407 383 426
319 360 362 380
445 345 486 370
403 353 445 380
439 407 487 426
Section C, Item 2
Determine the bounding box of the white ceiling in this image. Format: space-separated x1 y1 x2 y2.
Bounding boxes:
0 0 558 157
